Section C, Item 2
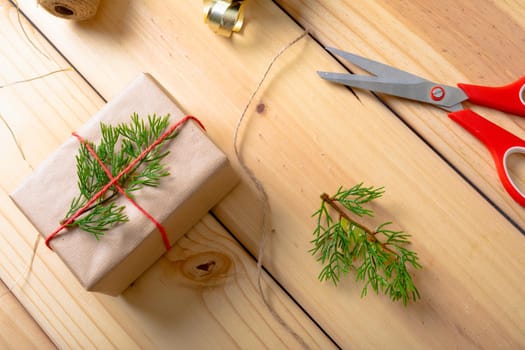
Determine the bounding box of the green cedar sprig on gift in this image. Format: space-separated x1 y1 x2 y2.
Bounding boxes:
310 184 422 305
62 113 176 239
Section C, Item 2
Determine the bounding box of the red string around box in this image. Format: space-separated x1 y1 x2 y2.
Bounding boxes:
45 115 205 250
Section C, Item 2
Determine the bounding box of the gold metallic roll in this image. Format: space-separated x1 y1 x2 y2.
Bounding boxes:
203 0 247 37
38 0 100 20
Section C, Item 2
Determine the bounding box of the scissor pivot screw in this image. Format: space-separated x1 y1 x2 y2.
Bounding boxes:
430 86 445 101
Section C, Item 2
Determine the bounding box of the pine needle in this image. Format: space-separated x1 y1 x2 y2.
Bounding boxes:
63 113 176 238
311 184 422 305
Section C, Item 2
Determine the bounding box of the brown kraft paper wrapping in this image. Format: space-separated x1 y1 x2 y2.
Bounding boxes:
10 73 237 295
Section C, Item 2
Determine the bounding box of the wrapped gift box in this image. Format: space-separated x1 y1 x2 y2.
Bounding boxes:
11 73 237 295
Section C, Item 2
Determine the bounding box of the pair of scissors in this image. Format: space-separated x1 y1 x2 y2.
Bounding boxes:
318 47 525 207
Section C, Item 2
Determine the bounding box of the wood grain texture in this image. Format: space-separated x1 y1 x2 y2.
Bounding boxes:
5 0 525 348
0 281 55 350
0 2 333 349
276 0 525 226
97 215 334 349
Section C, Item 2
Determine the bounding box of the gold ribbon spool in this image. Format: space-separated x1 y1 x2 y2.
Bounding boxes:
203 0 247 37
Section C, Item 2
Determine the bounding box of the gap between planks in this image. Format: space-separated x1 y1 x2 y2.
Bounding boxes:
2 1 340 348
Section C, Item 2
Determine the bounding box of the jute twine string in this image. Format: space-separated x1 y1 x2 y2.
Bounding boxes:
3 0 72 90
1 1 70 298
12 0 50 60
233 30 310 349
0 110 37 298
0 235 41 298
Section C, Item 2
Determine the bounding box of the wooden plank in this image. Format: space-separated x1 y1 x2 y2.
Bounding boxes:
276 0 525 226
0 281 55 350
0 2 335 349
10 0 525 348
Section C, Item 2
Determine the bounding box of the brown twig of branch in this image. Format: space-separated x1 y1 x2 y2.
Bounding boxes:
320 193 398 256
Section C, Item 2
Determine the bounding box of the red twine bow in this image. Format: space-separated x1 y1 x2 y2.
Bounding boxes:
45 115 205 250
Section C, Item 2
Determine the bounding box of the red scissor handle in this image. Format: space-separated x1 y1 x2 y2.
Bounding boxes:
448 109 525 206
458 77 525 117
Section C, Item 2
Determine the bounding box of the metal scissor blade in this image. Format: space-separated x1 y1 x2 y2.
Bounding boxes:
326 47 425 83
318 71 432 101
317 71 469 112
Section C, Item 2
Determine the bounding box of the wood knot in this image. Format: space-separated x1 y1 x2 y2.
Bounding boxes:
165 251 232 287
256 103 265 114
196 261 216 272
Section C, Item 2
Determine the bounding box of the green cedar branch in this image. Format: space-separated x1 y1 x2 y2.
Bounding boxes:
310 184 422 305
62 113 177 239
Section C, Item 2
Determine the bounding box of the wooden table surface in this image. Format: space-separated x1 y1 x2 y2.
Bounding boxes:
1 0 524 348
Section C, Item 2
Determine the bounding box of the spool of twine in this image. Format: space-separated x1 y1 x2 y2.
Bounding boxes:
38 0 100 20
